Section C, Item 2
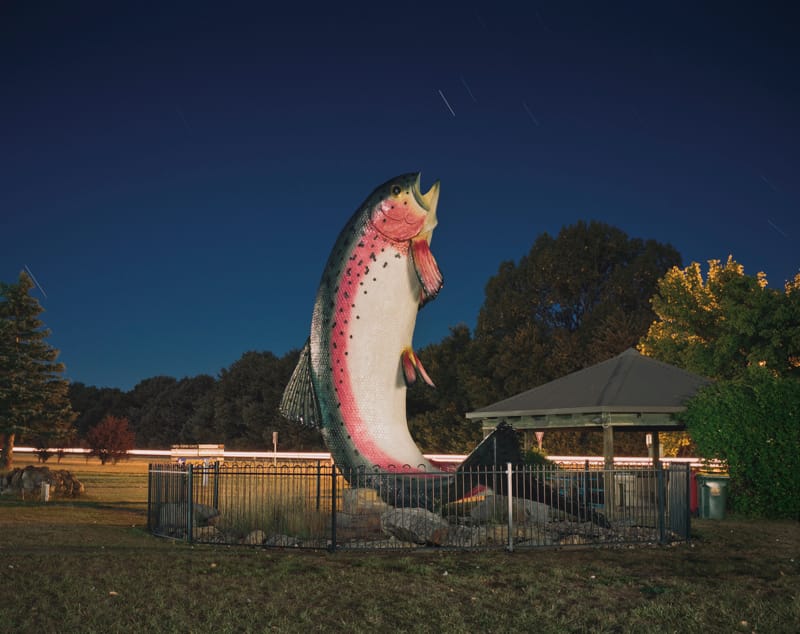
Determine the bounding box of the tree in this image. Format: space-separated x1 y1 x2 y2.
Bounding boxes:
125 376 180 448
639 257 800 380
214 350 323 450
680 369 800 519
474 221 682 403
459 222 680 454
0 272 76 468
408 325 483 453
69 382 129 438
85 415 136 465
405 223 680 456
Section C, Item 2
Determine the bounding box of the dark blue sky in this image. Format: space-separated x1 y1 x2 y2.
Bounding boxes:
2 2 798 391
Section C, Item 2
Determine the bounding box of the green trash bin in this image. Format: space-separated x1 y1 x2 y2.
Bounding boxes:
698 475 729 519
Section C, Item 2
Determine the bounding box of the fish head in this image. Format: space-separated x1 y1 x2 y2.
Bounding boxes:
368 172 439 243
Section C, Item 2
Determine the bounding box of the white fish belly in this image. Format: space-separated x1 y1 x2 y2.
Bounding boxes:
345 249 432 469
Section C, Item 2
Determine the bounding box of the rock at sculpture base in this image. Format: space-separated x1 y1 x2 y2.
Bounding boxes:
342 488 392 514
242 529 267 545
381 508 450 545
264 534 301 548
469 494 553 524
157 502 220 530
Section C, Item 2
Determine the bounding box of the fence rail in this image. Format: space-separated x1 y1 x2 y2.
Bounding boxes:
148 461 691 551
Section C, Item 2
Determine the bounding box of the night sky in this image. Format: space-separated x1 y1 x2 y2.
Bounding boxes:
2 2 798 391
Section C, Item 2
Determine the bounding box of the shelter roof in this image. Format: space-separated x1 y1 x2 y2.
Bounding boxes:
466 349 711 425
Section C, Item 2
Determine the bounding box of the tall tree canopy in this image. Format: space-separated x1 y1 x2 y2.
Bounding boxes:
639 257 800 380
408 325 485 453
213 350 323 451
0 271 75 467
69 382 129 438
474 220 682 401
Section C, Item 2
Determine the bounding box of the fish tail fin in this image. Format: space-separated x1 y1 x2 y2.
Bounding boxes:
401 348 435 387
280 339 322 427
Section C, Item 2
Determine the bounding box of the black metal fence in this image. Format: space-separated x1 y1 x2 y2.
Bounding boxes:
147 461 691 550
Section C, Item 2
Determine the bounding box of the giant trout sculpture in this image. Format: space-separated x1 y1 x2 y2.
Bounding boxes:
281 173 608 525
280 172 442 474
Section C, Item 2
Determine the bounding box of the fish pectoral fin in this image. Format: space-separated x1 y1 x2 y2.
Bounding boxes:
411 238 443 304
279 339 322 427
401 348 436 388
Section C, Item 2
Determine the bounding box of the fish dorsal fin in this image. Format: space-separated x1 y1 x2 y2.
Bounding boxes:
411 238 443 304
279 339 322 428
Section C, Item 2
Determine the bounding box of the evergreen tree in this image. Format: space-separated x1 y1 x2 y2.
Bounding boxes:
0 272 76 468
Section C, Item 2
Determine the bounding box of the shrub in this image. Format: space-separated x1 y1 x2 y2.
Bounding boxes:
522 447 553 466
85 415 135 465
681 368 800 519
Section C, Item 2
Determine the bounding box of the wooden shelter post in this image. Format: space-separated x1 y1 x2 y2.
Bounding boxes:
650 431 661 465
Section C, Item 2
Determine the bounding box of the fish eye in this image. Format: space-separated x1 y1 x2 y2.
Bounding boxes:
391 185 402 196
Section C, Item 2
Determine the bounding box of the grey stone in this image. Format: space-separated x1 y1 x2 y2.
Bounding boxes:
242 530 266 545
0 466 84 498
470 494 552 524
380 508 449 545
158 502 220 529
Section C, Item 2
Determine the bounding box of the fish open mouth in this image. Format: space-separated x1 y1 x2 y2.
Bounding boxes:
413 173 440 213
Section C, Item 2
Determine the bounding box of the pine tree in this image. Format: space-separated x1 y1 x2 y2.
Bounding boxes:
0 271 76 468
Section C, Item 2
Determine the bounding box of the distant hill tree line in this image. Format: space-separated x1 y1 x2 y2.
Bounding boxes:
67 350 323 452
3 221 798 509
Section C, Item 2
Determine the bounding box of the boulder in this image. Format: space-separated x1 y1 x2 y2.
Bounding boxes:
380 508 450 545
193 526 222 542
342 487 391 514
242 530 267 545
158 502 220 529
470 494 552 524
0 466 84 498
264 534 300 547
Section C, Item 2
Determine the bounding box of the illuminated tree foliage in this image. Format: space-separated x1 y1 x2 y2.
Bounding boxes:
0 272 75 468
639 257 800 380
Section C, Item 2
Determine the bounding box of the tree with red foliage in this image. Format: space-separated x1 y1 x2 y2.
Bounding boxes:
85 415 135 465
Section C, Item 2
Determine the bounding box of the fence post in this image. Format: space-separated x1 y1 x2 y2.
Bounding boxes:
583 460 590 510
506 463 514 552
147 464 153 532
316 460 322 511
213 461 220 510
656 461 666 544
683 462 691 540
186 464 194 543
329 464 337 553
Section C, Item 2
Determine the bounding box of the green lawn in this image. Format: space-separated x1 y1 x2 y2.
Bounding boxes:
1 456 798 633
